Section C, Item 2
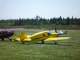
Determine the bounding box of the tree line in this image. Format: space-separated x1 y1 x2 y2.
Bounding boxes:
0 16 80 29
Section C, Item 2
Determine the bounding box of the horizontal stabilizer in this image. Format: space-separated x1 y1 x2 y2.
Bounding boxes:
15 35 31 42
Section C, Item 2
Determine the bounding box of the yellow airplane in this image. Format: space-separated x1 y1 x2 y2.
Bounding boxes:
14 31 71 44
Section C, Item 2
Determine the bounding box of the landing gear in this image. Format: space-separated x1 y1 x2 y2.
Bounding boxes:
54 41 58 45
1 38 4 41
21 42 25 44
8 38 12 41
41 40 45 44
0 37 12 41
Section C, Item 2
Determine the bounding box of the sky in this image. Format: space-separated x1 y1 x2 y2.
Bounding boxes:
0 0 80 19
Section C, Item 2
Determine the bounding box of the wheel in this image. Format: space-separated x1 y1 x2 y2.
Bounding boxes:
54 41 58 45
41 40 45 44
1 38 4 41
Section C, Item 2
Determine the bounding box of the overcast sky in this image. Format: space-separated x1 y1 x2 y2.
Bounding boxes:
0 0 80 19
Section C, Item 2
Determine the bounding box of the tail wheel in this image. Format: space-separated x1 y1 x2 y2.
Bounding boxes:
54 41 58 45
21 40 25 44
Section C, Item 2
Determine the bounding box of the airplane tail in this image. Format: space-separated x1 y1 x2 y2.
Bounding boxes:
15 32 31 42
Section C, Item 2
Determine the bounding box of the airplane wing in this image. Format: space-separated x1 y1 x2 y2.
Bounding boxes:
45 37 71 41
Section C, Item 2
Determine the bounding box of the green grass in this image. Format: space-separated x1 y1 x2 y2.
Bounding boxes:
0 30 80 60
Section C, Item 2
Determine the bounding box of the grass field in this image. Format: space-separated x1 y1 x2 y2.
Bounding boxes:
0 30 80 60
